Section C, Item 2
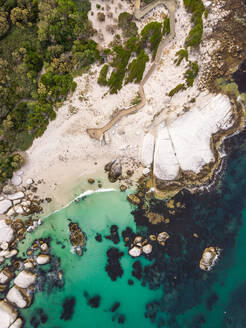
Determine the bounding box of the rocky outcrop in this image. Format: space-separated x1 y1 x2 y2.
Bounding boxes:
105 159 122 182
69 222 86 256
199 246 221 271
141 93 238 195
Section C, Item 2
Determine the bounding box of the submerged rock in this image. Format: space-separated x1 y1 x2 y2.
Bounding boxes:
127 194 141 205
199 247 221 271
69 222 86 255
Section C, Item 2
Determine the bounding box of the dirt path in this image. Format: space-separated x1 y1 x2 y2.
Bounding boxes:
86 0 177 141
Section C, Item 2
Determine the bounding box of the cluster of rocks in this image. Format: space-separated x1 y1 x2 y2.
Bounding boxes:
199 246 221 271
128 232 170 257
69 222 87 256
0 174 44 218
0 238 52 328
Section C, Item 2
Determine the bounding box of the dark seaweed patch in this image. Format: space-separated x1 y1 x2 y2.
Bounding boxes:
88 295 101 308
105 225 120 244
60 297 76 321
110 301 120 312
95 233 102 242
105 247 124 281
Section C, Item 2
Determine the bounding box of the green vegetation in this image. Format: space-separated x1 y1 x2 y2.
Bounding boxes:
184 61 199 87
0 0 99 183
183 0 205 48
168 84 186 97
141 21 163 60
174 48 188 65
98 17 168 93
126 50 149 84
118 12 138 38
163 16 170 35
130 92 141 105
107 45 132 94
98 64 109 86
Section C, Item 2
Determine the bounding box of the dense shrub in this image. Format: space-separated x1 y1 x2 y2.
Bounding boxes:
118 12 138 38
175 48 188 66
98 64 109 86
125 49 149 84
141 22 163 60
0 0 98 182
163 16 170 35
168 83 186 97
107 46 131 93
184 61 199 87
184 0 205 48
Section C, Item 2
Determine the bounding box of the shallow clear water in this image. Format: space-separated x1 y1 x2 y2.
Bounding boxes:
19 190 161 327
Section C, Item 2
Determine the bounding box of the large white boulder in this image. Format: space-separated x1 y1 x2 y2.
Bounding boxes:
0 300 18 328
0 200 12 215
36 254 50 265
129 246 142 257
8 192 25 201
0 270 11 284
6 286 28 308
9 318 23 328
14 270 37 289
153 124 179 180
141 133 155 167
0 218 14 243
142 244 152 254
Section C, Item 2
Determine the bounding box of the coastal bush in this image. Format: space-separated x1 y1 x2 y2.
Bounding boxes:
184 61 199 87
0 0 98 182
107 46 131 94
183 0 205 48
98 64 109 86
168 83 186 97
118 12 138 38
141 22 163 60
125 49 149 84
163 16 170 35
174 48 188 66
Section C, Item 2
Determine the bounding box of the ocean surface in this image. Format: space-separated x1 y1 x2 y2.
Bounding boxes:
18 128 246 328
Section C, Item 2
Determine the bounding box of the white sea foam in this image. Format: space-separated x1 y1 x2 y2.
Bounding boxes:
52 188 116 215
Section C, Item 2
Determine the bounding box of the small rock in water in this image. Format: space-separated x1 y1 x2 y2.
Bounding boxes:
127 194 141 205
36 254 50 265
120 185 127 192
142 244 152 254
88 178 95 184
199 247 221 271
26 178 33 185
95 233 102 242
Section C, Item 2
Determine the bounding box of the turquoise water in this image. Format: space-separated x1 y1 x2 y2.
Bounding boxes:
16 129 246 328
19 190 161 327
